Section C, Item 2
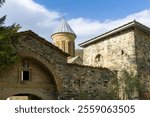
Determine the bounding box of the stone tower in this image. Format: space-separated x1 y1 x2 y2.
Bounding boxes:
51 17 76 57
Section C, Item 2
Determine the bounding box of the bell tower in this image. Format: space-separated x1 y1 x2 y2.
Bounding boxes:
51 17 76 57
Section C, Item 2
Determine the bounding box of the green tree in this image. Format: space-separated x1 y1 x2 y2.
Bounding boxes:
0 0 20 70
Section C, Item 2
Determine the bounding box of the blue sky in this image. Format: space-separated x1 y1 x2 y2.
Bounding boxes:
0 0 150 48
34 0 150 20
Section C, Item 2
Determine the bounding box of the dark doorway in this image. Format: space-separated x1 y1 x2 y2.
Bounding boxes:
7 94 42 100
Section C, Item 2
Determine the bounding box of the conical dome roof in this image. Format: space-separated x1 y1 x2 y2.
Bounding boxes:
53 17 76 36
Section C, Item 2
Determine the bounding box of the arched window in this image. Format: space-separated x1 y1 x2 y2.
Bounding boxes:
62 41 65 51
95 54 101 62
68 41 72 54
72 42 75 55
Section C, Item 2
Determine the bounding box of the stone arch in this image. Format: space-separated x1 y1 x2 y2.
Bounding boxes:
19 51 63 94
6 93 42 100
1 83 57 100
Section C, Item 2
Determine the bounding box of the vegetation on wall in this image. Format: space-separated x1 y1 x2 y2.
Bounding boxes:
77 70 141 100
121 70 141 100
0 0 20 70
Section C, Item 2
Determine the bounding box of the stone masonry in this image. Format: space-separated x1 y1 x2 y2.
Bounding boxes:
135 27 150 99
82 28 137 73
0 30 117 100
79 21 150 99
2 20 150 100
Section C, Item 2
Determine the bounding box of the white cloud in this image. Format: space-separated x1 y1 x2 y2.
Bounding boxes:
0 0 61 41
0 0 150 48
69 9 150 46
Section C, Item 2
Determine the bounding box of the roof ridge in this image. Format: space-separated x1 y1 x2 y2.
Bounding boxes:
18 30 70 57
79 20 150 47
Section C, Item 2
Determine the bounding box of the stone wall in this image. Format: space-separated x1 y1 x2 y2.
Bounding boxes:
0 31 69 99
61 64 118 100
18 31 118 100
0 60 57 99
18 31 68 64
83 28 139 99
83 28 137 74
135 28 150 98
0 31 118 100
17 31 69 94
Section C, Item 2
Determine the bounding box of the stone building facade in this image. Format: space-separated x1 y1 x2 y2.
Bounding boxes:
80 21 138 72
79 21 150 99
0 30 117 100
134 27 150 98
1 18 150 100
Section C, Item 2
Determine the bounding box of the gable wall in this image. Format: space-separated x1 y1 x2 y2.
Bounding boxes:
83 28 137 73
0 59 57 100
17 34 67 64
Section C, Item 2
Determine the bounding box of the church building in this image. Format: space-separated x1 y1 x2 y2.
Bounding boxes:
0 17 150 100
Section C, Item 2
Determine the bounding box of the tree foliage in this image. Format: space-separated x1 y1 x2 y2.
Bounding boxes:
0 0 5 7
121 70 141 99
0 0 20 69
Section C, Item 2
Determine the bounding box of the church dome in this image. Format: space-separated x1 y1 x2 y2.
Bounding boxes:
52 17 76 37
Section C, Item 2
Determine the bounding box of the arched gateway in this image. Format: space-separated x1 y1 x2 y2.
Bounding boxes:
0 56 58 100
0 30 118 100
7 94 42 100
0 31 69 100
